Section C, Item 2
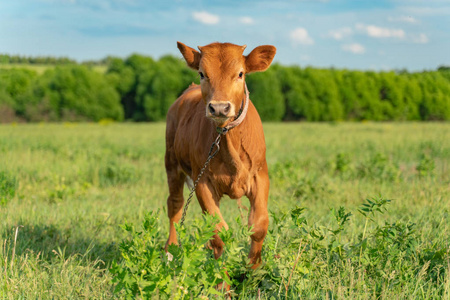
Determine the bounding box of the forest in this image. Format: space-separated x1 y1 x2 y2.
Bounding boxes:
1 53 450 123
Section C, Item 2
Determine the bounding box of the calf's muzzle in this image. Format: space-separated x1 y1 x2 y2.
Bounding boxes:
208 101 233 118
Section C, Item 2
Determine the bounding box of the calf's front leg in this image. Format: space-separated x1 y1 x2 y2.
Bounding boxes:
195 179 229 259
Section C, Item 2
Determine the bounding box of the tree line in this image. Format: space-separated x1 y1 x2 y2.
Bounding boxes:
1 53 450 123
0 54 77 65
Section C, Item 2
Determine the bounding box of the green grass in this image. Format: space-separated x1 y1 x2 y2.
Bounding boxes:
0 122 449 298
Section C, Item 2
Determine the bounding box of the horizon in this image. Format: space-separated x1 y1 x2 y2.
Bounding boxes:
1 51 448 73
1 0 449 72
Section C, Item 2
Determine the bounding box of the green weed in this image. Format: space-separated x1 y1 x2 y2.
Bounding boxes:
111 196 449 299
417 153 435 177
358 153 401 181
0 171 17 206
87 159 140 187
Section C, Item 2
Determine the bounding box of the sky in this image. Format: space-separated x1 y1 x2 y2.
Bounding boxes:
1 0 449 71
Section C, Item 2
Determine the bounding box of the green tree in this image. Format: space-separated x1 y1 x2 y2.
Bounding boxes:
419 72 450 120
275 65 303 120
19 66 123 121
286 68 343 121
335 70 363 120
246 68 285 121
359 72 383 120
0 69 36 122
378 72 402 120
401 74 422 120
139 55 196 121
107 54 159 121
105 57 138 119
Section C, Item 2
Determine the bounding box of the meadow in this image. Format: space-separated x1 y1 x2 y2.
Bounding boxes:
0 64 107 75
0 122 449 299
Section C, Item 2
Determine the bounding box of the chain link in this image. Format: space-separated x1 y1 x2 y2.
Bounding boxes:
177 134 222 247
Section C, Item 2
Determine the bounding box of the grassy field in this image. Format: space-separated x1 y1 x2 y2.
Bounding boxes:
0 64 107 74
0 122 449 298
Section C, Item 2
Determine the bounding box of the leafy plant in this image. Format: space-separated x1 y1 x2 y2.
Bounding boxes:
357 197 392 258
111 211 243 299
357 196 392 221
0 171 17 206
47 176 75 203
416 153 435 177
335 152 352 174
111 195 450 298
329 207 352 259
46 176 90 203
358 153 400 181
88 160 139 187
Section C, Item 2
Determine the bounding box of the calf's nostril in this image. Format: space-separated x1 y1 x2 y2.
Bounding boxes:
208 103 216 115
223 103 231 114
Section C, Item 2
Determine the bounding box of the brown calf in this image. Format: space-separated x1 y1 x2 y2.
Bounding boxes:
165 41 276 267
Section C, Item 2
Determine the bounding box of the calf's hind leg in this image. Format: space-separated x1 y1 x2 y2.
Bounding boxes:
247 169 270 269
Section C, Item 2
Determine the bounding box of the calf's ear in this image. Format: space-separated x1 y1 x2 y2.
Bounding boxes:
177 42 201 70
245 45 276 74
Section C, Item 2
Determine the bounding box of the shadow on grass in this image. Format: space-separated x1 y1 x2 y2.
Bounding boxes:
2 222 121 267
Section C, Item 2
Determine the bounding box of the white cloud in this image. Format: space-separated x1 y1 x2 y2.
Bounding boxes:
388 15 419 24
239 17 254 25
411 33 429 44
356 23 405 39
290 28 314 45
355 23 428 44
342 43 365 54
192 11 220 25
328 27 353 40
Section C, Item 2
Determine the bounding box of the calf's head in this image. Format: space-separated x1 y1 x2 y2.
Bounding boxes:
177 42 276 127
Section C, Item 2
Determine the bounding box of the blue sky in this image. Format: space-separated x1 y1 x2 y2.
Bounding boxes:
1 0 449 71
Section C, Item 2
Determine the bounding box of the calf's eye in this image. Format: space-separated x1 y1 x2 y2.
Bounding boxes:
199 72 205 79
238 72 244 78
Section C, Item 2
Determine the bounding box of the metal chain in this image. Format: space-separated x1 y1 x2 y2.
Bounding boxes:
177 134 222 247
